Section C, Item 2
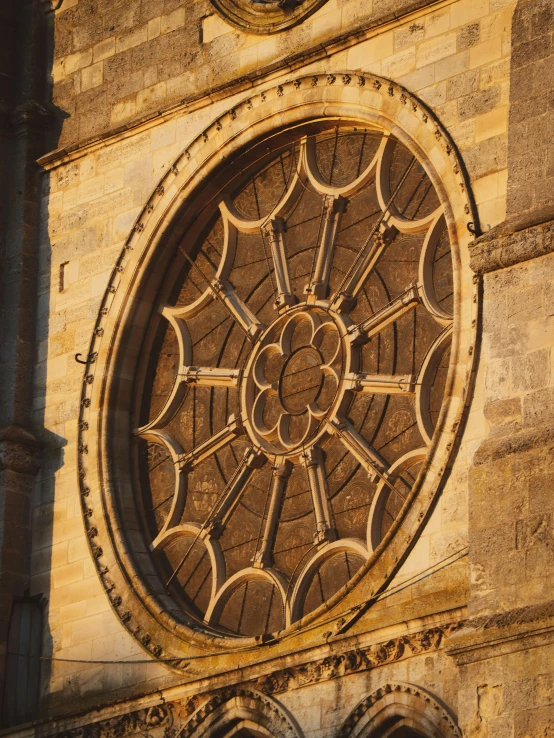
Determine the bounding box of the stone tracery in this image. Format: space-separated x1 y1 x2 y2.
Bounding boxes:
136 124 454 637
77 71 478 658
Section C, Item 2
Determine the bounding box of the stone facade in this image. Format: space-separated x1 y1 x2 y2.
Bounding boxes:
0 0 553 736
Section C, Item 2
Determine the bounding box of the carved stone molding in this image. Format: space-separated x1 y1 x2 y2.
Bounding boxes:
252 623 463 695
0 426 42 476
337 682 462 738
179 688 300 738
47 703 174 738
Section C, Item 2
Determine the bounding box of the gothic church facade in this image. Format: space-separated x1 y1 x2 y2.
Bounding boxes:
0 0 553 736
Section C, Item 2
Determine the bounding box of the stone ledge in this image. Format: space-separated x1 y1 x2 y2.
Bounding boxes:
472 424 554 466
445 601 554 665
469 203 554 274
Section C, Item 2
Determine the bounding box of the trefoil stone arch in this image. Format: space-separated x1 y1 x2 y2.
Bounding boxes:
336 682 462 738
179 688 302 738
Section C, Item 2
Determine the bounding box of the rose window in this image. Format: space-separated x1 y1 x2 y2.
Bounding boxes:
136 123 454 638
210 0 327 34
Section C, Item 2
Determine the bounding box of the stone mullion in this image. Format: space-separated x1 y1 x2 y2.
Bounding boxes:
305 195 347 302
301 447 335 544
348 285 421 344
264 218 296 312
252 461 292 568
330 418 388 483
211 279 265 341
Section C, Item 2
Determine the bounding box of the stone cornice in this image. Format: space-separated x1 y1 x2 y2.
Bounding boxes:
473 423 554 466
37 0 453 170
0 425 42 475
469 204 554 274
445 601 554 665
250 622 464 695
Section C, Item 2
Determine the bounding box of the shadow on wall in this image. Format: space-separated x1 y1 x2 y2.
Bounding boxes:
0 0 67 727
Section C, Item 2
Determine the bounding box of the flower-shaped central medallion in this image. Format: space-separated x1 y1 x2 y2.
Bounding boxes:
242 306 345 456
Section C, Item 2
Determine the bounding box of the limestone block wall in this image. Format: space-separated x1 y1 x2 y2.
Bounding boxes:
470 244 554 615
31 0 518 720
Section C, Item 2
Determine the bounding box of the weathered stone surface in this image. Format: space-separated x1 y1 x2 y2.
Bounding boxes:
507 0 554 217
470 205 554 273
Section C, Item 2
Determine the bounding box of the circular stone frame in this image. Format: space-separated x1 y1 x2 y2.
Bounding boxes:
76 71 479 664
209 0 329 34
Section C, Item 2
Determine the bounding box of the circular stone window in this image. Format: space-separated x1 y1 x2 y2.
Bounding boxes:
209 0 329 34
133 122 456 638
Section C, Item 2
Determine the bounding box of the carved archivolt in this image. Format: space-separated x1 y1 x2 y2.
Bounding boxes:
180 688 301 738
76 71 478 661
337 682 462 738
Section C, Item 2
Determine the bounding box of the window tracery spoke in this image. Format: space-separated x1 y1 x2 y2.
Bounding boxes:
301 447 336 544
346 372 416 395
263 218 296 311
305 195 347 302
178 416 245 471
179 366 241 388
330 228 394 313
203 447 266 540
252 461 292 568
329 418 389 483
212 279 266 340
348 285 421 343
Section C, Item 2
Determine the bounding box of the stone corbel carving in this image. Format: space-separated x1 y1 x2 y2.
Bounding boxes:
0 426 42 476
10 100 54 136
